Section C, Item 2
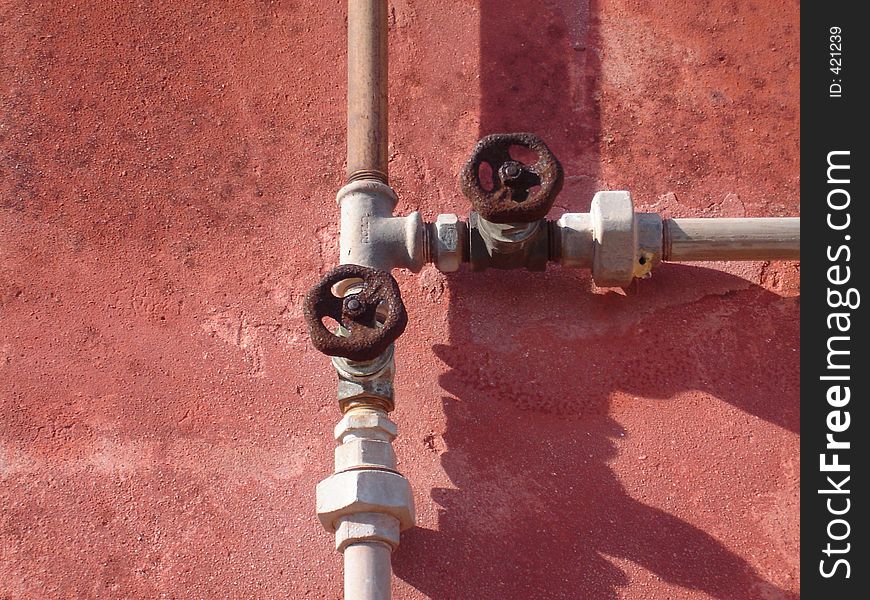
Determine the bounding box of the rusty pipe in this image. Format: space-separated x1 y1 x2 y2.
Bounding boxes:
662 217 800 262
347 0 389 183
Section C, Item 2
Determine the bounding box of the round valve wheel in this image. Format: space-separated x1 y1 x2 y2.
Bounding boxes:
303 264 408 361
459 132 564 224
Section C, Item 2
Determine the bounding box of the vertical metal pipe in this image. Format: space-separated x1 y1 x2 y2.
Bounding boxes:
343 542 393 600
347 0 389 183
338 9 395 598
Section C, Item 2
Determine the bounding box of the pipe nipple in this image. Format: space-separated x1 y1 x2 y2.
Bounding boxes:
422 223 435 265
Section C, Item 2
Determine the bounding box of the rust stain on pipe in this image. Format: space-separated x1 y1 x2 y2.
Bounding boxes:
347 0 389 183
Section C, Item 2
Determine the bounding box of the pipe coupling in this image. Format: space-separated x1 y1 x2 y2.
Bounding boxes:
317 408 416 553
316 468 415 533
425 214 467 272
332 345 396 413
554 191 662 287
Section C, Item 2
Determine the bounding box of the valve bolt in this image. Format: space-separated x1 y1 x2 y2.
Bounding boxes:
344 295 364 317
501 162 522 180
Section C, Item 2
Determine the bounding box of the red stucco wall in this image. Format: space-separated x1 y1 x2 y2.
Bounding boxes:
1 1 799 598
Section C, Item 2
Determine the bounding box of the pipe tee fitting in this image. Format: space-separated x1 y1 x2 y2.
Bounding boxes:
337 180 425 272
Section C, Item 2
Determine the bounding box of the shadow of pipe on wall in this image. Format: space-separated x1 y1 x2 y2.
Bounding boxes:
394 0 798 597
395 265 799 599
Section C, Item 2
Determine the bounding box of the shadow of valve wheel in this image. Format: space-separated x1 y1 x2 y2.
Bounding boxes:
303 264 408 362
460 132 564 224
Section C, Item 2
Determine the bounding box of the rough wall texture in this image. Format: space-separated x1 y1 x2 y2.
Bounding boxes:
1 0 799 598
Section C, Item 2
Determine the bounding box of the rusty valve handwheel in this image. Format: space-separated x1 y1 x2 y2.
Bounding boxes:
303 264 408 362
459 132 564 224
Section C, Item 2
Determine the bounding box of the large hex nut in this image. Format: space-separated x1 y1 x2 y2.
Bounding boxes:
316 469 416 532
591 191 637 287
432 214 466 273
334 411 398 443
335 439 397 472
337 378 394 411
335 512 401 552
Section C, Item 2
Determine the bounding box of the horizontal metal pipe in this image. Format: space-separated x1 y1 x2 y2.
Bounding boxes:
347 0 389 183
663 217 800 262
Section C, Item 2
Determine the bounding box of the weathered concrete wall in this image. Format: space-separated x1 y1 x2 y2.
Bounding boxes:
1 0 799 598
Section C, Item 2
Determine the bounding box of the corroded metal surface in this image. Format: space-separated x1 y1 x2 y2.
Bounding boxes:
346 0 389 182
459 133 564 223
304 265 407 361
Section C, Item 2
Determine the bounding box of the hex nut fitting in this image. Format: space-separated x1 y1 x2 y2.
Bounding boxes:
334 438 397 472
591 191 637 287
334 410 398 443
432 214 466 273
335 512 401 552
316 469 416 532
337 378 395 413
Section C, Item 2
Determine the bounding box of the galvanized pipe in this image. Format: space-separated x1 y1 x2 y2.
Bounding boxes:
344 542 393 600
337 180 424 272
537 192 801 286
326 10 409 600
347 0 389 183
663 217 800 262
